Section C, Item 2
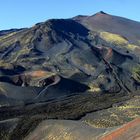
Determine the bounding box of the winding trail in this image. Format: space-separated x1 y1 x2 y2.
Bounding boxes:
33 75 61 100
100 118 140 140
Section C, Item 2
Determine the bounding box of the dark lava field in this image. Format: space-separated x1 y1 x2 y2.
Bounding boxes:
0 11 140 140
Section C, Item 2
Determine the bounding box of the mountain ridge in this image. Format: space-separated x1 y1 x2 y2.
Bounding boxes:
0 11 140 140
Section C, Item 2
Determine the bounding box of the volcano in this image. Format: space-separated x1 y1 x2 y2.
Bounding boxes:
0 12 140 140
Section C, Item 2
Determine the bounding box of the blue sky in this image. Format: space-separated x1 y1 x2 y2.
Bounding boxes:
0 0 140 30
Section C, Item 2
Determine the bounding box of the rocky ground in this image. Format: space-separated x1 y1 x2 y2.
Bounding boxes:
0 11 140 139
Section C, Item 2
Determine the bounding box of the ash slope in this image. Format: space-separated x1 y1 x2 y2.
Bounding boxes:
0 12 140 140
73 11 140 45
0 11 140 102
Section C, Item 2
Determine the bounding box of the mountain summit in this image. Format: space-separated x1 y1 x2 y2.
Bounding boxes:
73 11 140 44
94 11 108 15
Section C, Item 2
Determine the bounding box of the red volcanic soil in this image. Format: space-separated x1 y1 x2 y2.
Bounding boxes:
105 48 113 60
25 70 51 78
100 118 140 140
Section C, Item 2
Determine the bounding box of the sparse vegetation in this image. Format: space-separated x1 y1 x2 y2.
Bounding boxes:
126 44 139 51
100 31 128 45
0 32 17 42
0 60 13 68
0 11 140 140
100 31 140 52
132 65 140 82
88 83 101 92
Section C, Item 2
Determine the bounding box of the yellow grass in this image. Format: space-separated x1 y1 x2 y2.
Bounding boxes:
100 31 140 51
100 31 128 45
88 83 101 92
118 105 140 110
126 44 139 51
132 65 140 82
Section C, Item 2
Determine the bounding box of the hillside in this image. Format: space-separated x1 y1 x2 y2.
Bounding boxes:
0 12 140 140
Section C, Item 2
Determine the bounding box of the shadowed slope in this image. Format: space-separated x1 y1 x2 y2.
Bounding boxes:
0 12 140 140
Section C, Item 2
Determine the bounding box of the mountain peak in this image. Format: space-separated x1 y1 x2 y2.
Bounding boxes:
94 11 108 16
98 11 107 14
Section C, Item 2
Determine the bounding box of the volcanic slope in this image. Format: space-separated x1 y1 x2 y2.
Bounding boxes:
73 11 140 45
0 12 140 140
0 12 140 99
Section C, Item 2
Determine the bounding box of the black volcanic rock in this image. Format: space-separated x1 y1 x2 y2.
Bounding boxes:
0 12 140 140
0 12 140 96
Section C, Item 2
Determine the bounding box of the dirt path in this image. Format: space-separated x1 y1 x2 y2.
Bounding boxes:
100 118 140 140
34 75 61 100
